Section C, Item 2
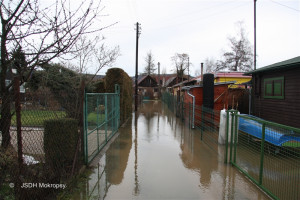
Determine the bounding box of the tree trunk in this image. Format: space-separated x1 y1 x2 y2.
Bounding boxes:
0 91 12 149
0 20 11 149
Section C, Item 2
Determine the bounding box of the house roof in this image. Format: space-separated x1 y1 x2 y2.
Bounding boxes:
215 71 251 78
245 56 300 75
187 72 251 83
165 76 190 87
132 74 158 87
164 76 177 87
181 81 236 90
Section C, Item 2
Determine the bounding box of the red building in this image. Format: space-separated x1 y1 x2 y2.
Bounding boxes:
182 82 235 110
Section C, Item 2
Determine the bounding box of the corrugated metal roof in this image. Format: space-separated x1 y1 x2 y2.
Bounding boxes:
245 56 300 75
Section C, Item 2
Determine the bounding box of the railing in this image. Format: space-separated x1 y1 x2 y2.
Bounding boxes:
84 85 120 164
226 111 300 200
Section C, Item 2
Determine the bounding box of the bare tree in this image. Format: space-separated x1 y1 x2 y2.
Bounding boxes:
204 57 217 73
143 51 156 75
93 43 120 78
171 53 189 79
195 57 217 76
67 36 98 74
66 35 120 81
216 21 253 72
0 0 112 148
161 67 167 75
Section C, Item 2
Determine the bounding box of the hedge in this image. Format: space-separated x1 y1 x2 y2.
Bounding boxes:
44 118 78 175
105 68 133 123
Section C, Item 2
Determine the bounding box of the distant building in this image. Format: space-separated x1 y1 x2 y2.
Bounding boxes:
133 74 191 99
133 75 158 100
214 71 251 88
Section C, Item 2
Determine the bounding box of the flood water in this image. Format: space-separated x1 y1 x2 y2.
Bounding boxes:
73 101 270 200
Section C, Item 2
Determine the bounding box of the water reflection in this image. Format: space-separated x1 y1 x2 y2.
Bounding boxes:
78 116 133 200
138 100 163 142
71 100 270 200
105 116 132 185
133 112 139 196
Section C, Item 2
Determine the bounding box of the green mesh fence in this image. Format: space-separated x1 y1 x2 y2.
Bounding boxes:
84 84 120 164
162 92 300 200
162 92 221 153
228 112 300 200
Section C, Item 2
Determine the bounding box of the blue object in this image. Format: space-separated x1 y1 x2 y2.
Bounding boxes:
239 114 300 147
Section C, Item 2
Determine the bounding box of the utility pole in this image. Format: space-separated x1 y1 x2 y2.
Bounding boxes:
254 0 257 70
187 57 190 82
158 62 161 97
135 22 141 112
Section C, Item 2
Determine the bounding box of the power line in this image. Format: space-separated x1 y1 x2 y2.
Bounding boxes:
147 1 251 31
269 0 300 12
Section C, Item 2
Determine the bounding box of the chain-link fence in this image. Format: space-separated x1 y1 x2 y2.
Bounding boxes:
0 77 84 199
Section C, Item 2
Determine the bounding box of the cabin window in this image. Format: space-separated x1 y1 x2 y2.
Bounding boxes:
264 77 284 99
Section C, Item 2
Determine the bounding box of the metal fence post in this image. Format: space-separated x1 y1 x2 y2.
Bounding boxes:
96 96 100 150
189 103 191 128
84 92 88 164
233 111 238 163
115 84 120 128
224 110 229 164
259 123 266 185
229 110 234 163
105 95 108 142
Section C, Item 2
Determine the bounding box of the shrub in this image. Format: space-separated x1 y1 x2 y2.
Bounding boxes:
105 68 133 124
44 118 78 177
92 79 106 93
0 147 17 200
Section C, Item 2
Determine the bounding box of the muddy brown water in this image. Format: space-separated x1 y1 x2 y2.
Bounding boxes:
71 100 270 200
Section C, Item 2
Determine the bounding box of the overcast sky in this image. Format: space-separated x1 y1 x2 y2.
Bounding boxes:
91 0 300 76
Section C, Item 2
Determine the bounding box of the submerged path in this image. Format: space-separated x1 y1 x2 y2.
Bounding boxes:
73 101 270 200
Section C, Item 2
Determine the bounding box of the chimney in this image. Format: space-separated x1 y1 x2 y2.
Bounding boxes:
201 63 204 81
158 62 160 87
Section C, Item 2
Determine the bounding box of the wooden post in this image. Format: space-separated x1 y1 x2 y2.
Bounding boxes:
14 77 23 199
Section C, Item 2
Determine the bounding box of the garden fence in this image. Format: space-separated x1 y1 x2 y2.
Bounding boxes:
226 111 300 200
162 92 220 153
84 84 120 164
162 91 300 200
0 77 85 200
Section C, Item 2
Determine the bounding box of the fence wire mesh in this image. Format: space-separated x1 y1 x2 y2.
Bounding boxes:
232 114 300 200
162 91 300 200
84 85 120 164
162 92 221 153
0 78 84 200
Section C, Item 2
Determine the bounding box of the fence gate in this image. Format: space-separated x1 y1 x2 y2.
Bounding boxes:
84 84 120 164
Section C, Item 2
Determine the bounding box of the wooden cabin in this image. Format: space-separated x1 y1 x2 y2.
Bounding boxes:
134 75 158 100
182 82 235 111
245 56 300 128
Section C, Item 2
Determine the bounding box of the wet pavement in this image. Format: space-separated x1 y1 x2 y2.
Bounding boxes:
73 100 270 200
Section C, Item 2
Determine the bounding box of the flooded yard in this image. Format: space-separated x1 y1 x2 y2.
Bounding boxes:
70 100 270 199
